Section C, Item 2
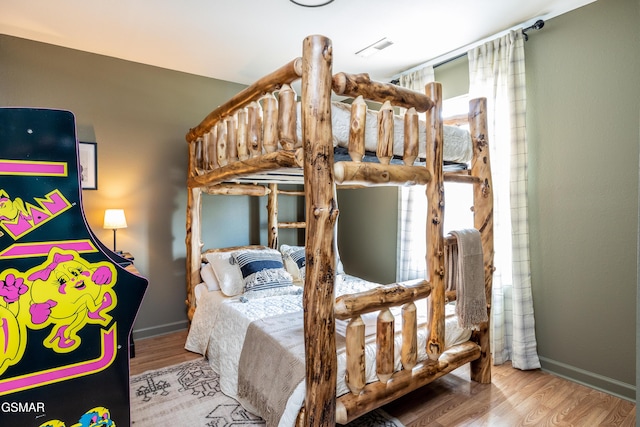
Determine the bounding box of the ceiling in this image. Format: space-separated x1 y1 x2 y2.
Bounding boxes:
1 0 596 85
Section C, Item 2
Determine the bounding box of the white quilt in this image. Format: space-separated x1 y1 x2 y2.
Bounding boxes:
185 275 471 426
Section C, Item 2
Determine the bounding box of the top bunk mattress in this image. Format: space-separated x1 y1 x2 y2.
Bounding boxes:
297 101 473 164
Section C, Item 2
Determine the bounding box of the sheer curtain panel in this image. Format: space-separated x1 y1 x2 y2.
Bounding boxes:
396 66 434 282
468 30 540 370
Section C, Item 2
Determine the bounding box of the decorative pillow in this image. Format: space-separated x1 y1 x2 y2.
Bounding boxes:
280 244 345 279
205 251 244 296
280 245 306 282
194 282 208 303
200 262 220 291
232 248 294 298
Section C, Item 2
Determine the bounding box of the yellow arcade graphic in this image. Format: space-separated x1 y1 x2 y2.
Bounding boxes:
0 247 118 375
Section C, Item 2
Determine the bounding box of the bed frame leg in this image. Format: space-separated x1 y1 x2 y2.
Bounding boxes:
470 323 491 383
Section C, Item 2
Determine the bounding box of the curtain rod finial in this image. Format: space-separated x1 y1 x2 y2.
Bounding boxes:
523 19 545 41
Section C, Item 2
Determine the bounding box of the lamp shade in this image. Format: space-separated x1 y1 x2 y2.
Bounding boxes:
103 209 128 230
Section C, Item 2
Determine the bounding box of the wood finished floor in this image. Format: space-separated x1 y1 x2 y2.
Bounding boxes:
130 330 636 426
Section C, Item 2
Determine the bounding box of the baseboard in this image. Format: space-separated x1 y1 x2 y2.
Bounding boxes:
539 356 635 401
131 320 189 341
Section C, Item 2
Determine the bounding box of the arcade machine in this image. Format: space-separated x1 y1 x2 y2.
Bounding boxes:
0 108 148 426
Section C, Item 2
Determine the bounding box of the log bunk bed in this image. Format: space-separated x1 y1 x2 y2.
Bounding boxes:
183 35 494 426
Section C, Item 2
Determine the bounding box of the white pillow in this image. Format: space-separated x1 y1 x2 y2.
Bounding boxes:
205 251 244 296
280 244 306 282
200 263 220 291
194 282 208 303
280 244 345 279
336 254 345 275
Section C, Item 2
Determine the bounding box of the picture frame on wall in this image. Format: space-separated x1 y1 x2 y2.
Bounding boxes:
79 141 98 190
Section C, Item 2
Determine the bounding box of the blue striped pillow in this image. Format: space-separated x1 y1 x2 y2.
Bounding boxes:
231 249 296 299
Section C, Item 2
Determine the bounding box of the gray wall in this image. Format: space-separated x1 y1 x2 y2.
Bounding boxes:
526 0 639 399
337 187 398 283
1 0 638 400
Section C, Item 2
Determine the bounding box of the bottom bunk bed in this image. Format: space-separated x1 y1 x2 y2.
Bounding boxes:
183 35 494 426
185 246 481 426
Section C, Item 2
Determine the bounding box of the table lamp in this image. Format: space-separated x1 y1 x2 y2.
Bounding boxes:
103 209 127 252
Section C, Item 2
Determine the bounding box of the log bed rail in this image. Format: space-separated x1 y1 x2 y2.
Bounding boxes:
184 34 493 427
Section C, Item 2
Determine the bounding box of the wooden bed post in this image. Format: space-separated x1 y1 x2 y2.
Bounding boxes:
186 139 204 321
267 183 278 249
300 34 338 427
425 82 445 361
469 97 494 383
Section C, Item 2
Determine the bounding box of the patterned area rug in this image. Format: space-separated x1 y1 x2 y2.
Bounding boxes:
130 358 404 427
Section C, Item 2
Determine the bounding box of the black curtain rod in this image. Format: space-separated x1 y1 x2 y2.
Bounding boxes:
434 52 468 69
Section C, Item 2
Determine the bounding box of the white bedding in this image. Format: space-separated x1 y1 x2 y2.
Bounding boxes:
185 274 471 426
296 102 473 164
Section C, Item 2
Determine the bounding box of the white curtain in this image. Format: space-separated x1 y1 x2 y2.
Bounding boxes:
468 30 540 370
398 66 435 96
397 184 428 281
396 66 434 282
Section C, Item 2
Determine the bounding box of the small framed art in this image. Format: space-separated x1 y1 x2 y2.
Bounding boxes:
79 141 98 190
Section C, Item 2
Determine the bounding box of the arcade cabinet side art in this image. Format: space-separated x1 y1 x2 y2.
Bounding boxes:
0 108 148 427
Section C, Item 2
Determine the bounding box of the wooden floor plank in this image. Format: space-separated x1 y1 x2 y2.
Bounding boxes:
599 399 637 427
129 329 199 376
129 329 636 426
559 390 624 427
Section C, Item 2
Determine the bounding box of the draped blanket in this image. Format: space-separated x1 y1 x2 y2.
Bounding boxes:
237 311 306 427
447 229 488 330
238 311 352 426
227 274 475 426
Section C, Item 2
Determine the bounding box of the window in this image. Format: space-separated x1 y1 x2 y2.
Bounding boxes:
396 94 474 281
